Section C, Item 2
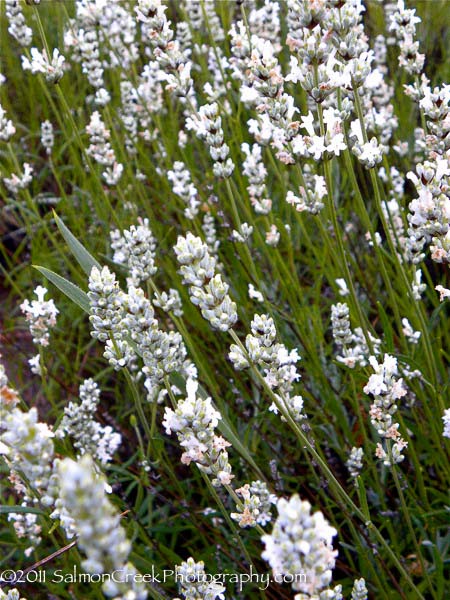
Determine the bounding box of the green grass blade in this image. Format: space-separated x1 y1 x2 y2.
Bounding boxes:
217 418 265 480
34 265 90 313
0 505 44 515
53 211 101 276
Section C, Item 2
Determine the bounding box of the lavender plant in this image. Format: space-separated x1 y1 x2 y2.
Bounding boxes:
1 1 449 599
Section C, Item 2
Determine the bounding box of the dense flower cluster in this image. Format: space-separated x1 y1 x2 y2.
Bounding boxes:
287 169 327 215
389 0 424 75
230 313 304 421
174 233 237 331
364 355 409 466
330 302 381 368
87 265 135 370
443 409 450 439
163 378 233 487
0 104 16 141
241 142 272 215
40 120 54 155
57 378 121 464
88 263 188 396
346 447 364 480
20 285 58 347
0 368 55 555
262 494 338 598
3 162 33 195
56 455 148 599
331 303 352 347
173 557 225 600
152 287 183 317
0 407 55 504
136 0 193 100
124 286 187 393
110 218 157 286
64 0 138 103
21 48 65 83
231 480 277 528
88 265 126 344
167 161 200 219
351 578 368 600
186 103 235 178
5 0 32 47
86 111 123 185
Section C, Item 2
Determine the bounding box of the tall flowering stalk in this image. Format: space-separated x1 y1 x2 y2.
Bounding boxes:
86 111 123 186
55 455 148 599
186 103 235 178
2 2 449 598
136 0 193 101
363 354 408 466
0 364 55 555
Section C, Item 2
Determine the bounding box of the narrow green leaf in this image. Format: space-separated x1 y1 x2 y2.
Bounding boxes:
53 211 100 276
0 505 44 515
217 417 265 480
429 301 449 331
34 266 90 313
377 300 394 352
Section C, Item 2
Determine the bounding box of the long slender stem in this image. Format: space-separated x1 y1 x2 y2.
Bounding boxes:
352 82 439 391
316 102 374 352
229 329 425 599
390 451 436 599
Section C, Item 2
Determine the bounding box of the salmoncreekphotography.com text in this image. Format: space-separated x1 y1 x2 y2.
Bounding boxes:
1 565 309 592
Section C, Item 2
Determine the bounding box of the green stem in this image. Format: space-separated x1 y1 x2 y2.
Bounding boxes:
123 368 151 445
389 451 435 599
316 102 374 352
201 472 258 572
352 82 439 391
229 329 425 599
